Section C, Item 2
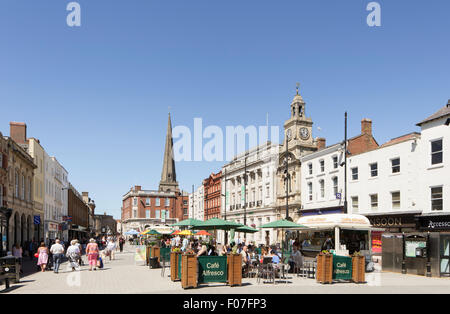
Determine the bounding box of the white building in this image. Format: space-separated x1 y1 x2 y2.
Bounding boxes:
300 119 379 216
188 185 204 221
416 101 450 218
44 154 69 242
220 142 279 246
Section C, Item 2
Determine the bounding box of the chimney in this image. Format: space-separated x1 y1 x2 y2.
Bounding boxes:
316 137 326 150
10 122 27 144
447 99 450 108
82 192 89 204
134 185 142 191
361 118 372 135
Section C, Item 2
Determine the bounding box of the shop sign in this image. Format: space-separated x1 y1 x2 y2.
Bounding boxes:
33 215 41 225
419 216 450 231
198 256 227 283
332 255 352 280
47 222 59 232
368 215 416 228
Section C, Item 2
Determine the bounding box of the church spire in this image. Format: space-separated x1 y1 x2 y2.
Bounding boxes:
159 112 179 193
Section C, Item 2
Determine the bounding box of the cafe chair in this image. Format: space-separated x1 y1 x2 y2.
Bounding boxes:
257 259 276 284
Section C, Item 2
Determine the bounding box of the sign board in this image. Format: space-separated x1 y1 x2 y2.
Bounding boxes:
198 256 228 283
336 193 342 200
34 215 41 225
134 245 146 262
332 255 352 280
225 191 229 206
405 240 426 258
419 215 450 231
161 210 166 223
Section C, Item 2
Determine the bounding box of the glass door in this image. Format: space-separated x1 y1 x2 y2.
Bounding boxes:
440 236 450 276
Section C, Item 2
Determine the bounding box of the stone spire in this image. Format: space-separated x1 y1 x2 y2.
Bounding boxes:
159 113 179 193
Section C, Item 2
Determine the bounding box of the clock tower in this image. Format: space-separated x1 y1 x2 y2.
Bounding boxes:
276 84 318 223
283 84 316 159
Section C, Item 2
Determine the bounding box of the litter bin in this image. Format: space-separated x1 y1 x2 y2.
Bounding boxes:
0 256 20 283
149 257 160 269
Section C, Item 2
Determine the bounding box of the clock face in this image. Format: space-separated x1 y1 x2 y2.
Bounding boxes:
286 129 292 141
299 127 310 140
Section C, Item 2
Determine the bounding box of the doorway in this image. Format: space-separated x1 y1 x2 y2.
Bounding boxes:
440 236 450 276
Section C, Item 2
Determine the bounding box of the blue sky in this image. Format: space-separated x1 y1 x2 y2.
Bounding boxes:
1 0 449 219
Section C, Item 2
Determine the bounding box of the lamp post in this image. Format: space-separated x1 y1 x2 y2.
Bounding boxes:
243 155 248 226
220 169 229 245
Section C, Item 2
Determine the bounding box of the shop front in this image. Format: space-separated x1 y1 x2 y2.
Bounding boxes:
0 207 12 256
366 212 419 255
418 214 450 277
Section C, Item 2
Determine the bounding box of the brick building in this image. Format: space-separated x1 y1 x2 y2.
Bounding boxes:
203 171 222 220
121 113 189 233
67 183 90 240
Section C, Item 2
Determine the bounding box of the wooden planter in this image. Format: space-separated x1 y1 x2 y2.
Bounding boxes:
352 256 366 283
146 246 152 266
227 254 242 287
151 246 161 263
316 254 333 284
181 254 198 289
170 252 181 281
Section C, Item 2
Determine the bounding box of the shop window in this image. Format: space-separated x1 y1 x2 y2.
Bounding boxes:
431 187 443 211
431 139 443 165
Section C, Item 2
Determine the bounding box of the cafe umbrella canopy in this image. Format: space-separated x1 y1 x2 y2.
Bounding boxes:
261 219 308 263
235 225 259 234
192 218 244 231
172 218 203 228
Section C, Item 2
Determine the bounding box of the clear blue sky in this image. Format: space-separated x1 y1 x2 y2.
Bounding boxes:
1 0 449 219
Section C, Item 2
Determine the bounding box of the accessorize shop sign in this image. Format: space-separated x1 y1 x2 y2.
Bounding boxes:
198 256 227 283
419 216 450 231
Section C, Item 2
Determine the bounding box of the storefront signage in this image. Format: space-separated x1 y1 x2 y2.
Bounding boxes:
198 256 227 283
33 215 41 225
368 215 417 228
419 216 450 231
47 222 59 232
332 255 352 280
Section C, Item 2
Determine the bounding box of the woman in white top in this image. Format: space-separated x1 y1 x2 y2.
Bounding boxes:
66 240 81 271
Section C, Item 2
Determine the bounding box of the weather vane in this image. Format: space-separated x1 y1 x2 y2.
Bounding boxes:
296 82 300 95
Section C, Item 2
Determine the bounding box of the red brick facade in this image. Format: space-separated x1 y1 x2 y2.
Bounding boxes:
347 119 379 156
122 185 188 223
203 171 222 220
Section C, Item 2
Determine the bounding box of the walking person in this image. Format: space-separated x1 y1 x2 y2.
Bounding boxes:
119 236 125 252
86 238 100 271
66 240 81 271
37 242 49 272
12 243 23 274
50 239 65 274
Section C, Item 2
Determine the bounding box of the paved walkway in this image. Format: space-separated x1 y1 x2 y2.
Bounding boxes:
3 245 450 294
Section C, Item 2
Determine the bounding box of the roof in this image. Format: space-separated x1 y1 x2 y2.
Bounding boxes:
416 101 450 126
380 132 420 148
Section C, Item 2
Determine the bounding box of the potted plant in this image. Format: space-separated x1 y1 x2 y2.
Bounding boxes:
351 251 365 283
316 250 333 284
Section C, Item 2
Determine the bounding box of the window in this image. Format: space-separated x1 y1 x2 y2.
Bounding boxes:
266 186 270 198
133 197 137 206
392 191 401 209
0 185 2 206
352 196 359 212
332 177 338 196
145 210 150 219
391 158 400 173
431 139 443 165
308 163 313 175
319 180 325 198
0 154 2 168
21 174 25 200
332 156 338 169
145 198 150 206
308 182 313 201
351 167 358 180
155 210 160 218
370 194 378 210
431 187 443 211
370 163 378 177
15 171 19 197
155 198 160 206
320 160 325 172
